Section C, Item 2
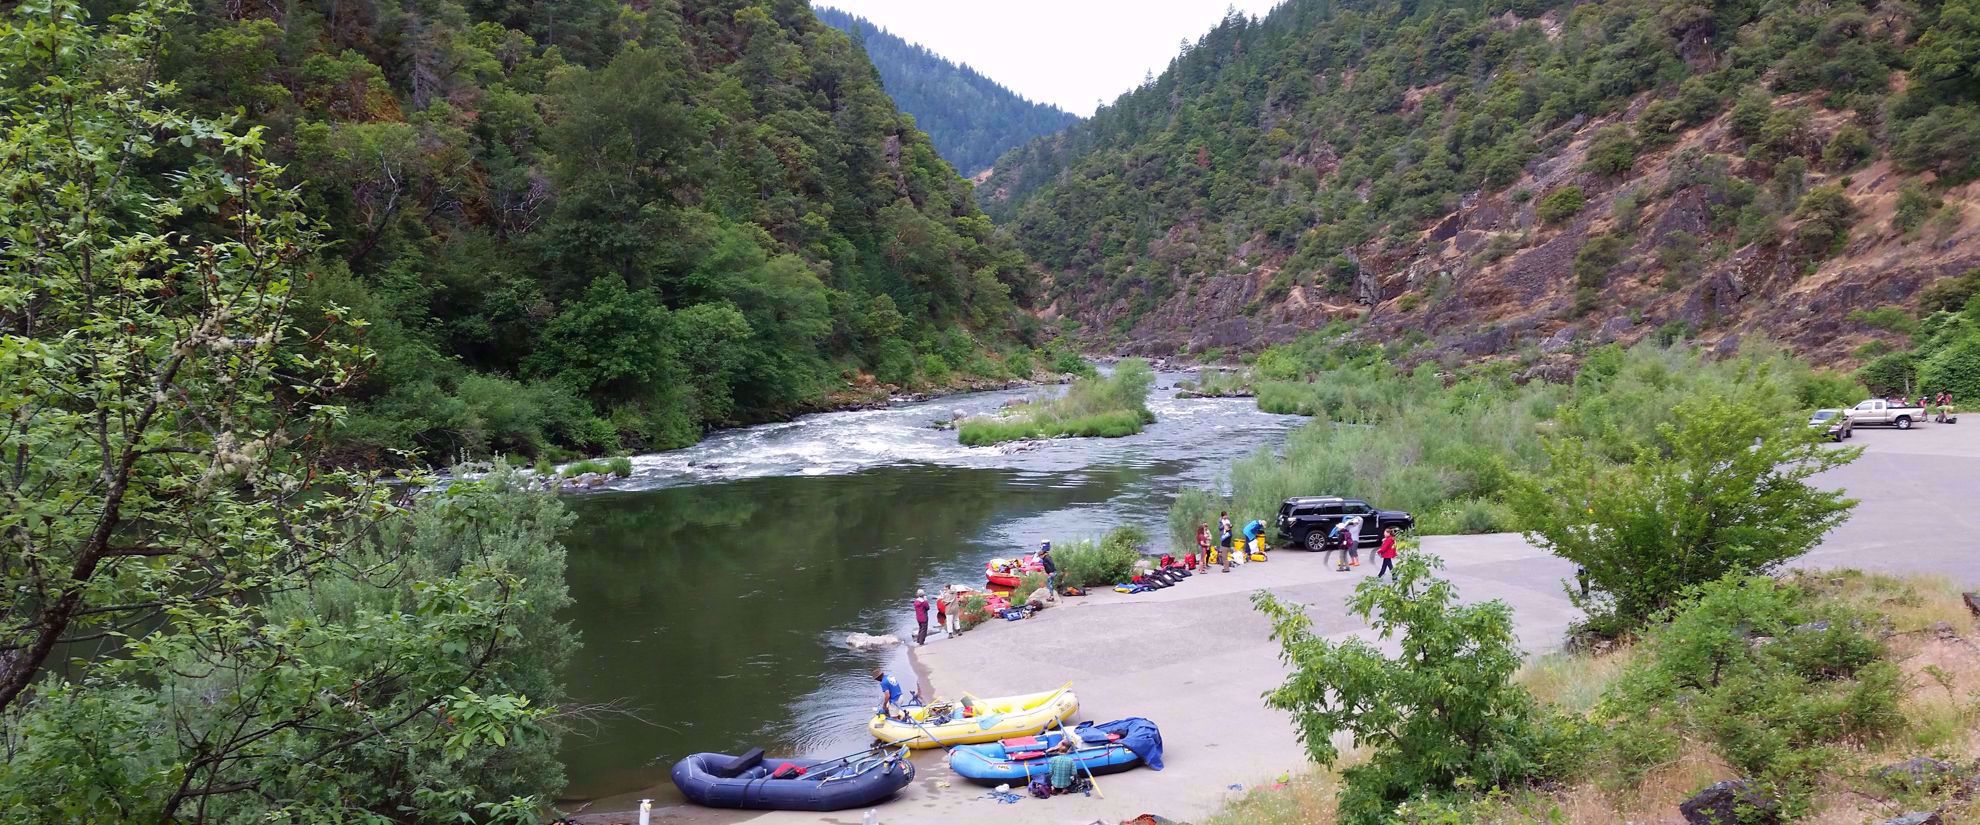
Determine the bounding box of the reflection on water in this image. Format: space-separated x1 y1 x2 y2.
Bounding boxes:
556 376 1300 803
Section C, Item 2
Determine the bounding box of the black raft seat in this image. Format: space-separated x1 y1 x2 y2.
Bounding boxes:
702 747 765 778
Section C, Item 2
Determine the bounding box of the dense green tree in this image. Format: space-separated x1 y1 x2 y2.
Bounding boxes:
1255 554 1585 824
143 0 1039 465
1510 396 1859 633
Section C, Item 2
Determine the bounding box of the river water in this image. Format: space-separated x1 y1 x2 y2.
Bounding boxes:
555 372 1302 805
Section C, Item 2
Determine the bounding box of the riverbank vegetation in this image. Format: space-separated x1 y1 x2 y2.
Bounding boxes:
558 457 635 478
0 8 575 819
1171 338 1863 543
958 359 1156 445
1047 526 1151 588
1231 563 1980 824
1176 368 1253 398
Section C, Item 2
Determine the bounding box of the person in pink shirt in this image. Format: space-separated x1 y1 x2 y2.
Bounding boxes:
1375 528 1401 581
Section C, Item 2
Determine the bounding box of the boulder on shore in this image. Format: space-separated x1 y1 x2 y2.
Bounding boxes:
845 632 900 650
1874 757 1959 791
1678 779 1780 825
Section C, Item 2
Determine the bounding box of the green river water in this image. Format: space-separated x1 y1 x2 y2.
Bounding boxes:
553 374 1302 807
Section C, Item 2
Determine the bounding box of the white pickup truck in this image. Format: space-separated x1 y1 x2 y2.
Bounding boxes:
1843 398 1928 429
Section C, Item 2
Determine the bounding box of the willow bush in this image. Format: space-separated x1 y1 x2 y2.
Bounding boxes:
1173 338 1865 548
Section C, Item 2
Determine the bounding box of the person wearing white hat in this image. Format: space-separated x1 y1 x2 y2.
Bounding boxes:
912 588 930 645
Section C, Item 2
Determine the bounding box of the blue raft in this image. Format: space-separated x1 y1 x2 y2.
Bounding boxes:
670 745 914 811
946 718 1164 785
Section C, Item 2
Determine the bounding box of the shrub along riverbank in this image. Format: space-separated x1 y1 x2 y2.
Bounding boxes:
958 359 1156 445
1050 526 1149 588
1170 339 1863 544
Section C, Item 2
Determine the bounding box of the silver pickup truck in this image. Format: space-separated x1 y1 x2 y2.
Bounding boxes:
1843 398 1927 429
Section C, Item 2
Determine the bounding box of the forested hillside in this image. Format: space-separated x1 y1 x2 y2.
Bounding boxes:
984 0 1980 385
815 7 1080 175
154 0 1036 465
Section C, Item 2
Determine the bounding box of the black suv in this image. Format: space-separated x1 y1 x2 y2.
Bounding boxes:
1276 497 1415 551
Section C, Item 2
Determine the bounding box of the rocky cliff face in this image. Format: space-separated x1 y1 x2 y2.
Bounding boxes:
1050 92 1979 371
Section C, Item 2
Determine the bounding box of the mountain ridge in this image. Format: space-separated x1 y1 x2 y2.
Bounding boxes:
815 6 1080 175
983 0 1980 378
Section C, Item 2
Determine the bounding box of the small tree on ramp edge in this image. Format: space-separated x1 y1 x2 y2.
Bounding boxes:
1253 552 1586 824
1508 394 1859 635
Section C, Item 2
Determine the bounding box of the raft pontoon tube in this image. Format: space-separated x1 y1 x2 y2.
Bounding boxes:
868 686 1079 749
669 745 913 811
947 727 1145 784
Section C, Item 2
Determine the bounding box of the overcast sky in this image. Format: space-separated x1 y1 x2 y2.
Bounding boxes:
815 0 1287 116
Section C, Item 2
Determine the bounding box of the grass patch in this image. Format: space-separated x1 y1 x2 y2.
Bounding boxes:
1203 770 1347 825
1518 648 1636 714
957 408 1149 444
1179 367 1252 397
559 456 632 477
958 359 1155 446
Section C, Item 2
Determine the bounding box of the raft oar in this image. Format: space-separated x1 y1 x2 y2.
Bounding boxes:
876 710 959 750
810 742 900 770
977 681 1074 732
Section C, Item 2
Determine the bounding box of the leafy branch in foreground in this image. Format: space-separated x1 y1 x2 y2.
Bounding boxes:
1254 553 1588 825
0 0 374 714
0 2 571 820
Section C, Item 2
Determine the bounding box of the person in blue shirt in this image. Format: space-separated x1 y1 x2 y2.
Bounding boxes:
873 667 906 719
1242 518 1266 560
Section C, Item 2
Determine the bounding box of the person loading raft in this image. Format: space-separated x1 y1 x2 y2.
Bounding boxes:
873 668 909 719
1243 518 1267 560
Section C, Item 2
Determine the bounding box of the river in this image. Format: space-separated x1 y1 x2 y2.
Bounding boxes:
554 371 1302 807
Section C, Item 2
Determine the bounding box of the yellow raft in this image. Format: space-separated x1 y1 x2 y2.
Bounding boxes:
868 687 1079 749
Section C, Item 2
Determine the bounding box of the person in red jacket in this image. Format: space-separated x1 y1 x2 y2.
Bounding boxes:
1375 528 1401 580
